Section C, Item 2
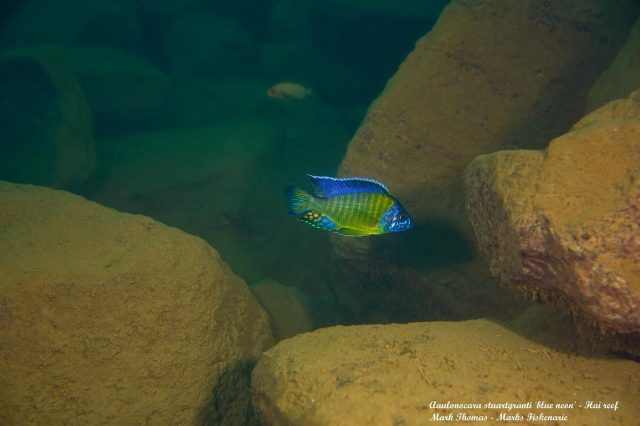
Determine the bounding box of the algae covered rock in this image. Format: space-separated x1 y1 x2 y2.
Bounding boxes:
0 45 95 189
464 91 640 354
252 320 640 426
0 181 274 425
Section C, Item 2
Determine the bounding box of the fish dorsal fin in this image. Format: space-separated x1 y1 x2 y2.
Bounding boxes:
307 175 388 197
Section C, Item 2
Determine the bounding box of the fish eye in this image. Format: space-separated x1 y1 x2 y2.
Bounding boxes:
398 214 406 221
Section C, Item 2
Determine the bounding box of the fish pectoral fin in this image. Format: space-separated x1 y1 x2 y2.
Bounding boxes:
336 227 374 236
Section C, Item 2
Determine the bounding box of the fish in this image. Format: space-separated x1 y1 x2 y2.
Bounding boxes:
267 81 313 100
284 175 413 236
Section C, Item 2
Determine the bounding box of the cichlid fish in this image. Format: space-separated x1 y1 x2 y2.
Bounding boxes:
284 175 413 236
267 81 313 100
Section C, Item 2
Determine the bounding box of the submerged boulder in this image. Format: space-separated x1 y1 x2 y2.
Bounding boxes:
464 91 640 354
0 181 274 424
252 319 640 425
339 0 639 237
331 0 639 324
0 45 95 189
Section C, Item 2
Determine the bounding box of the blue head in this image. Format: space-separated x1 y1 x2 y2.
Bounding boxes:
381 200 413 233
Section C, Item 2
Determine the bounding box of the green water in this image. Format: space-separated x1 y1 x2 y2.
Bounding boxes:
0 0 450 327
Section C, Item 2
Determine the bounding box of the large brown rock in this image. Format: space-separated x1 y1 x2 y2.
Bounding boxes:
464 91 640 354
331 0 639 325
0 181 274 425
252 319 640 426
339 0 639 235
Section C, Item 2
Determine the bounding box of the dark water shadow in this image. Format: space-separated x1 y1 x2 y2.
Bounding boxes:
375 220 476 270
199 360 259 426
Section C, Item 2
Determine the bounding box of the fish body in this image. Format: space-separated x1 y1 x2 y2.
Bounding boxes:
267 81 313 100
285 175 413 236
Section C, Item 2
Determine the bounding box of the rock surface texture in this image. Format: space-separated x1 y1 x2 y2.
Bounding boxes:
252 320 640 426
0 181 273 425
464 91 640 354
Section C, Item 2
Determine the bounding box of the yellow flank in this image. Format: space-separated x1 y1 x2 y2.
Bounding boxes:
317 193 394 235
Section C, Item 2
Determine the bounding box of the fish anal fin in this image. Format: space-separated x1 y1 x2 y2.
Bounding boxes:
299 211 337 232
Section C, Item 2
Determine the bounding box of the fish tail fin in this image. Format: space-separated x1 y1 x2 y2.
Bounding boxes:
284 184 313 215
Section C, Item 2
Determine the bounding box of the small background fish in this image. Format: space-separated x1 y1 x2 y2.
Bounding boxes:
267 81 313 100
285 175 413 236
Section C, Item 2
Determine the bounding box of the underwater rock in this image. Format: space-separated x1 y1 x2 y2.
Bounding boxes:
68 47 173 138
252 319 640 425
464 91 640 354
165 12 260 79
251 279 315 341
93 120 278 210
91 120 281 283
586 17 640 112
0 45 95 190
339 0 639 238
331 0 639 325
0 0 141 51
0 181 274 425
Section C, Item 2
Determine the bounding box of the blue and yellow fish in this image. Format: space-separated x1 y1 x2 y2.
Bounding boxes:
284 175 413 236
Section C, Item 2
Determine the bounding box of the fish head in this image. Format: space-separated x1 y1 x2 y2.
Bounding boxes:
267 86 283 99
381 200 413 233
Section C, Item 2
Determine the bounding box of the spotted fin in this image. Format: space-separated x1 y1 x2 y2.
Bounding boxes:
299 210 338 231
284 184 313 215
307 175 388 198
